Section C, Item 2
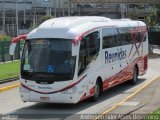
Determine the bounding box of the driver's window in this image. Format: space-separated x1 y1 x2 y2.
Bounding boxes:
78 31 100 75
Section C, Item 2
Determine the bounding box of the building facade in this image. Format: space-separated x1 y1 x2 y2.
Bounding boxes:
0 0 160 36
70 0 160 19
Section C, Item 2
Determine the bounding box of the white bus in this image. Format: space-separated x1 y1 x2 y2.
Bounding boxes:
10 16 148 103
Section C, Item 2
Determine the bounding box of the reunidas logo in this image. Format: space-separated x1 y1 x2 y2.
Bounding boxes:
105 48 127 64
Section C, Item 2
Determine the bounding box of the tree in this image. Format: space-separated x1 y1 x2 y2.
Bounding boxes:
146 5 160 26
155 5 160 25
38 15 53 25
29 15 53 30
146 5 160 54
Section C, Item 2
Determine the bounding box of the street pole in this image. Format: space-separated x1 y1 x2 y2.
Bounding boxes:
2 0 5 34
50 8 52 16
54 0 57 17
68 0 71 16
24 8 26 24
62 0 65 16
78 6 81 16
23 1 26 33
120 3 125 18
33 8 36 28
58 0 61 17
16 0 19 36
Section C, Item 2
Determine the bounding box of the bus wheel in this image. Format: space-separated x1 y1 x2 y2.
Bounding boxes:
91 81 101 102
130 66 138 85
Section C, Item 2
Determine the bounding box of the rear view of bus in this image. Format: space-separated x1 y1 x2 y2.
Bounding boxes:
9 16 148 104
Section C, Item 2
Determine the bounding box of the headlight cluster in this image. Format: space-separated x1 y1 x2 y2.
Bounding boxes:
61 86 77 94
19 86 30 93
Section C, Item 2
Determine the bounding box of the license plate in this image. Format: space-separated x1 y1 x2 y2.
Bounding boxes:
40 97 50 101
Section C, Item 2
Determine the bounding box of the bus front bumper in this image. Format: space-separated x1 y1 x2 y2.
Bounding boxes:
19 86 79 104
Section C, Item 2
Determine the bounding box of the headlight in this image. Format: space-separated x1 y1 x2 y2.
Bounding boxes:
19 86 30 93
61 86 77 94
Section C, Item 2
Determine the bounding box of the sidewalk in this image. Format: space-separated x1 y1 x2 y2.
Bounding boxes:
108 77 160 115
107 47 160 117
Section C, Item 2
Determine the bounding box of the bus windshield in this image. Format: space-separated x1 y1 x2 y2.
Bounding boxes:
21 39 76 81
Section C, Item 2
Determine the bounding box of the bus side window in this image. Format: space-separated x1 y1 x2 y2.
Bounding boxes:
87 31 100 58
137 32 141 42
115 28 121 46
119 27 132 45
78 39 87 75
143 34 147 42
102 28 116 48
137 32 146 42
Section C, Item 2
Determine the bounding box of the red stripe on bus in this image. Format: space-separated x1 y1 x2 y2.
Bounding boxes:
12 34 27 43
21 74 87 94
80 86 95 101
72 25 116 45
103 55 147 90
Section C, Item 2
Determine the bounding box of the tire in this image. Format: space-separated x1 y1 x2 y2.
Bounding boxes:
91 81 101 102
130 67 138 85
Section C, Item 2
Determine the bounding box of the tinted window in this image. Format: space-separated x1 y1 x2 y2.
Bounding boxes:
136 32 140 42
118 27 132 45
143 34 147 42
102 28 117 48
115 28 121 46
86 31 100 57
21 39 76 81
137 32 147 42
78 31 100 75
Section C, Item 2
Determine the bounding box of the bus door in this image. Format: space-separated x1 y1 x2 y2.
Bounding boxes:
78 31 100 95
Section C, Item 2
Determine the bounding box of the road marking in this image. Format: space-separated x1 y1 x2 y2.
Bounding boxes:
0 83 20 92
121 101 139 106
94 75 160 120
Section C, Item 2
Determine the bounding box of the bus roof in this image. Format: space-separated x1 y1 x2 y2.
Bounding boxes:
27 16 146 40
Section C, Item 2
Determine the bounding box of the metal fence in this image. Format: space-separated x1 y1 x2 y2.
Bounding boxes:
0 41 20 81
0 41 20 62
149 32 160 46
148 26 160 46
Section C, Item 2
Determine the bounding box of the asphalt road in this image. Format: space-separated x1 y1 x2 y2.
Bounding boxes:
0 57 160 120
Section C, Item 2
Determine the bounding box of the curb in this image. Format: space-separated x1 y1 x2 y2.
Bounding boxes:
0 77 19 84
0 60 20 65
0 83 20 92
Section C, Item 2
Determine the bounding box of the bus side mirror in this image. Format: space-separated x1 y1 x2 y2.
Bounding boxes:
9 34 27 55
72 43 79 56
9 43 17 55
72 35 82 56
